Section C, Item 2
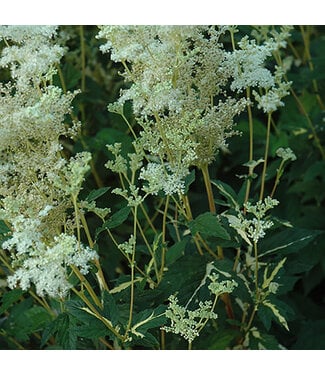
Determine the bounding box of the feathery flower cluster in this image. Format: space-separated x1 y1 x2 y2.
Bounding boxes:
98 26 291 196
226 197 279 244
6 232 97 298
97 26 249 195
208 273 238 296
0 26 96 298
162 295 218 343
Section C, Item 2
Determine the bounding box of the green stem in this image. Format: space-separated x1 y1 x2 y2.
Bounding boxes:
253 241 259 297
273 49 325 160
201 163 216 214
79 209 110 291
72 287 124 341
290 87 325 160
79 26 86 93
244 88 254 209
259 112 272 201
270 160 286 198
71 265 102 308
159 196 170 282
0 330 25 350
126 205 138 334
245 241 260 333
181 195 204 256
299 26 325 110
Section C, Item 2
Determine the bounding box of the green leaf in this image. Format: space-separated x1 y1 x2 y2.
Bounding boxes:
184 169 195 194
86 187 110 202
261 299 294 331
41 313 77 349
76 321 109 339
262 258 287 290
96 205 131 238
207 329 237 349
211 180 239 210
91 128 133 155
165 238 188 266
130 305 166 341
188 212 230 240
292 320 325 349
0 220 10 235
103 291 120 327
53 62 81 90
259 228 322 257
0 289 24 314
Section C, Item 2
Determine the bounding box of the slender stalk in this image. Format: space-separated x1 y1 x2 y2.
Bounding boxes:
201 164 224 259
245 305 258 334
244 241 260 333
29 291 56 318
290 87 325 160
244 87 254 209
270 160 286 198
201 163 216 214
159 195 170 282
0 330 25 350
79 26 86 93
79 25 86 124
76 214 108 291
126 205 138 333
253 241 259 297
272 48 325 160
135 214 159 281
105 227 156 286
71 265 102 308
72 194 81 249
299 26 325 110
259 112 272 201
181 194 204 256
99 337 114 350
160 330 166 350
72 287 124 341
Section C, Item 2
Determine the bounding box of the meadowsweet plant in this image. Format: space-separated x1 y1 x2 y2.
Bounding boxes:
0 26 324 350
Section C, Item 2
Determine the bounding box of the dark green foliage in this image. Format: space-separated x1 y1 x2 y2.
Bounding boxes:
1 25 324 351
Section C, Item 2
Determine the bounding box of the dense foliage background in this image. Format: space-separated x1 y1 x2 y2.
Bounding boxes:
0 25 324 350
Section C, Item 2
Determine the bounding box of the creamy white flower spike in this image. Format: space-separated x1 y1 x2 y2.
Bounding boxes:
0 26 95 298
98 26 291 196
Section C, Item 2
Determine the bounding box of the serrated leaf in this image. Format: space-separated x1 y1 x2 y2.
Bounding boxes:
41 313 77 349
92 128 133 155
103 291 120 326
189 212 230 240
0 220 10 235
86 187 110 202
184 169 195 194
76 321 109 339
131 306 166 339
96 205 131 237
262 300 289 331
166 238 188 266
259 228 322 257
211 180 239 210
110 277 143 294
262 258 287 290
0 289 23 314
224 214 252 246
